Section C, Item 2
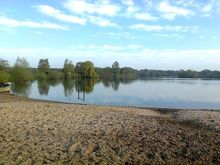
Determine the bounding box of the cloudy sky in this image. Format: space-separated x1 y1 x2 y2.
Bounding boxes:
0 0 220 70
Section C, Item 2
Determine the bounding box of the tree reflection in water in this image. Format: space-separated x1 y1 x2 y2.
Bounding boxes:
11 78 136 102
100 77 121 91
37 80 49 95
10 81 31 97
63 79 74 97
75 78 97 101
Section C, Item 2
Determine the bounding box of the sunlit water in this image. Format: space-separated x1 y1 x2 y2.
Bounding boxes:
10 78 220 109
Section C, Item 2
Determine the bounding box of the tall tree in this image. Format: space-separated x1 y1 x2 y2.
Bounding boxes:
0 58 10 71
15 57 29 68
11 57 33 82
112 61 120 79
38 59 49 74
0 58 10 83
63 59 75 79
75 61 98 78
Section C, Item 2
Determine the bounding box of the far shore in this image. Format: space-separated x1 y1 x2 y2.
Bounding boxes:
0 92 219 164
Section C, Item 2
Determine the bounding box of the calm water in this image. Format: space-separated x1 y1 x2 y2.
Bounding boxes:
10 78 220 109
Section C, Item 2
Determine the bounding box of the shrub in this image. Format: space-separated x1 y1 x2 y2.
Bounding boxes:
0 71 10 83
10 57 33 82
36 72 47 80
48 70 64 80
11 66 33 82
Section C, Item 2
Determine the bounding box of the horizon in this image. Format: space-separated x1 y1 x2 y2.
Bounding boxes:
7 57 220 72
0 0 220 70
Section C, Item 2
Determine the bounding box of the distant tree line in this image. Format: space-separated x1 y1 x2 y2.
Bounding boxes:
1 57 220 83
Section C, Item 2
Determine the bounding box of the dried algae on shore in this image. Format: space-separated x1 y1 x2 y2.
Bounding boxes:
0 93 219 164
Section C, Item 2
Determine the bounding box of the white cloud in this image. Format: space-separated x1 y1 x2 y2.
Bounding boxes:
94 32 135 39
64 0 120 16
202 4 212 13
131 24 162 31
88 16 120 28
101 45 124 50
158 1 194 20
36 5 87 25
200 0 220 17
0 16 68 30
153 33 183 39
74 44 142 51
130 24 198 33
122 0 134 6
134 12 157 21
176 0 196 7
122 0 139 14
121 0 158 21
36 4 120 28
127 44 143 49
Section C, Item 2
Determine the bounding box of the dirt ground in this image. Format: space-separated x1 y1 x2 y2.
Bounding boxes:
0 92 219 164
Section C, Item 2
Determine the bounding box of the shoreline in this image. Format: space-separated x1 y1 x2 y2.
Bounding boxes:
9 92 220 112
0 92 219 164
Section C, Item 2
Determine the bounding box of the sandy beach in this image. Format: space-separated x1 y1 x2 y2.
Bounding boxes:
0 92 219 164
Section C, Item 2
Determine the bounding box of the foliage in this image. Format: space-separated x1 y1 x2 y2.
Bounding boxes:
0 71 10 83
75 62 83 74
120 67 138 79
199 69 220 78
11 57 33 82
35 71 47 80
112 61 120 79
14 57 29 68
38 59 50 74
97 67 112 78
178 70 199 78
0 58 10 71
48 70 64 80
75 61 98 78
63 59 75 79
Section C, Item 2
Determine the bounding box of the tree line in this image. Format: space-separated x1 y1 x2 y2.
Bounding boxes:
1 57 220 83
0 57 99 83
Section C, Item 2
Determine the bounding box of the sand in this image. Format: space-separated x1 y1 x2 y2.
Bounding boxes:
0 92 219 164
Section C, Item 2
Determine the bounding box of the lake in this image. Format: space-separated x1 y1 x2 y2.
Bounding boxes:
10 78 220 110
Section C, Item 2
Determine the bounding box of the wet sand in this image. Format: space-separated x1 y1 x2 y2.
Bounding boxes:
0 92 219 164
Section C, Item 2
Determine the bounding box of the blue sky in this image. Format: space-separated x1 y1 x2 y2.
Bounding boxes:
0 0 220 70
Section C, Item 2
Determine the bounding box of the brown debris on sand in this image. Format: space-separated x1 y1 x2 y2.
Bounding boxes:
0 93 219 164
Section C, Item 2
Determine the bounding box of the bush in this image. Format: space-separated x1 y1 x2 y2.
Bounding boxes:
0 71 10 83
48 70 64 80
36 72 47 80
11 66 33 82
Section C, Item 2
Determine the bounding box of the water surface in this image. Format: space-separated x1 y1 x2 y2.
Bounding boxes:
11 78 220 109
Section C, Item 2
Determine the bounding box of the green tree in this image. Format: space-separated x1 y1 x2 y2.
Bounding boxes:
0 58 10 71
98 67 112 78
38 59 49 74
63 59 75 79
75 62 83 74
0 71 10 83
11 57 33 82
112 61 120 79
0 58 10 83
75 61 98 78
